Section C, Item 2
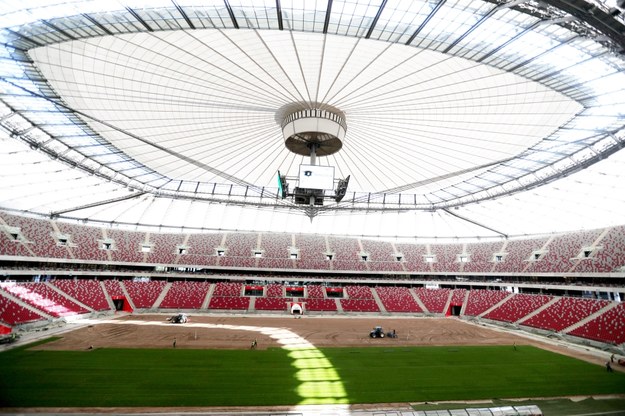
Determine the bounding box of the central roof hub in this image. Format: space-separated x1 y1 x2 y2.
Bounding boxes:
281 107 346 157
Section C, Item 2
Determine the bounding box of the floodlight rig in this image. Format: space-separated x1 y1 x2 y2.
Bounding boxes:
278 106 350 206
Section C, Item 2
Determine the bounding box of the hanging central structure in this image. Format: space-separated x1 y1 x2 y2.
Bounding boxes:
281 107 347 159
277 106 350 209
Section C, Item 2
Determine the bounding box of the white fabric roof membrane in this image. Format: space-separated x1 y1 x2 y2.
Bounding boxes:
0 0 624 240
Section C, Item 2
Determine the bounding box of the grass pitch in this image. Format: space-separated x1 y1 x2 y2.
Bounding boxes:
1 342 623 407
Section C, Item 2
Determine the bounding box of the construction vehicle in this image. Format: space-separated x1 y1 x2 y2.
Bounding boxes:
370 326 385 338
167 313 189 324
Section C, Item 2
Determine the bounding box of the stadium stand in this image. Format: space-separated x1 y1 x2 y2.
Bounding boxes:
361 239 404 272
294 234 330 270
305 285 325 298
145 233 186 265
180 232 223 267
375 286 423 313
0 213 67 259
0 292 47 325
212 282 243 297
395 242 430 272
107 228 145 264
464 289 511 317
450 289 467 305
51 278 110 311
340 298 380 312
344 285 375 299
102 279 125 297
463 241 504 273
567 302 625 345
254 297 290 311
265 283 284 297
340 285 379 312
431 244 463 273
56 222 108 261
329 236 367 271
575 225 625 273
483 293 553 323
416 288 450 313
0 225 32 257
122 280 167 308
159 281 211 309
521 297 611 332
0 282 88 317
491 237 549 273
208 296 250 310
258 233 293 269
302 297 338 312
528 230 603 273
224 233 257 257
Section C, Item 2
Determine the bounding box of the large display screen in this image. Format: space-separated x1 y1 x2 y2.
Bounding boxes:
298 164 335 190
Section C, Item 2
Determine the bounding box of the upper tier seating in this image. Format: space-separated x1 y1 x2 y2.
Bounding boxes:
361 239 404 272
0 213 67 259
260 233 292 259
416 288 450 313
329 236 367 271
107 228 146 264
0 292 46 325
492 237 548 273
394 243 430 272
51 279 110 311
145 233 186 265
375 286 422 313
2 212 625 274
463 242 505 273
430 244 462 273
180 232 223 267
464 290 510 316
122 280 167 308
567 303 625 345
521 297 611 332
219 232 257 268
159 281 211 309
575 225 625 273
0 282 88 317
56 222 108 261
257 234 293 268
294 234 330 270
224 233 257 257
0 215 33 258
528 230 602 273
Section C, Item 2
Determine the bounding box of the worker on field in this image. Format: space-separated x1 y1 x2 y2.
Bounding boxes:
251 338 257 349
606 361 613 372
173 337 177 348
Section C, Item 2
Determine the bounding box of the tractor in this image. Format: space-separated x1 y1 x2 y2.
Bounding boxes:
369 326 385 338
167 313 189 324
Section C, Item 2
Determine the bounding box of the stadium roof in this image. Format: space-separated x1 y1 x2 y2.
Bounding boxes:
0 0 624 241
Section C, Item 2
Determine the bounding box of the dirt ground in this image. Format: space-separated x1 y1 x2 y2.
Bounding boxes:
32 313 620 372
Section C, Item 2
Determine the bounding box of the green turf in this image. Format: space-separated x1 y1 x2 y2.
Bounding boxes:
0 343 623 407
